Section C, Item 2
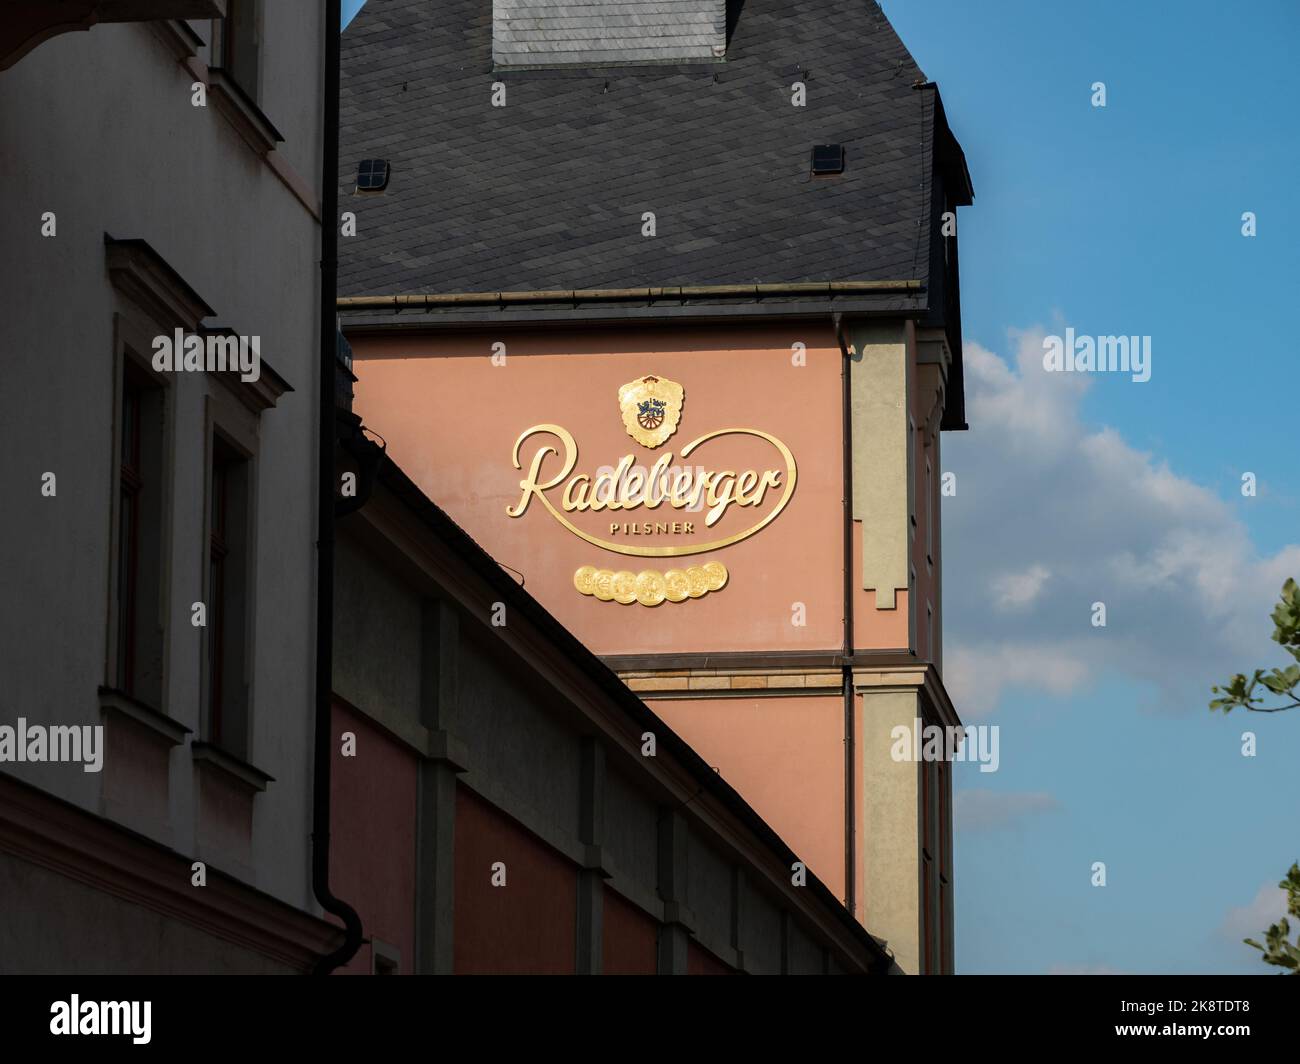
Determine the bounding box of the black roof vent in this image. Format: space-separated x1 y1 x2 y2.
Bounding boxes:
810 144 844 176
356 158 390 192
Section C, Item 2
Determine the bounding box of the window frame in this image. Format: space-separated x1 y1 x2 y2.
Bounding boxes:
117 367 144 694
207 437 233 745
907 415 918 541
200 389 260 758
106 312 177 712
925 455 934 571
213 0 262 102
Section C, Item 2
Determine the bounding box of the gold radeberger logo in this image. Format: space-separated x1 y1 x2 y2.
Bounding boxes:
507 374 797 603
618 374 684 449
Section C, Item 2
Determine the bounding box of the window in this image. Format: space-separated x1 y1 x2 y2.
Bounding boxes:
810 144 845 176
908 416 917 542
205 433 251 755
925 457 933 568
355 159 390 193
909 563 917 654
215 0 261 100
117 372 141 689
115 359 166 707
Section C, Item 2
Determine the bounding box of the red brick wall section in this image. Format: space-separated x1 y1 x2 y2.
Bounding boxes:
601 883 658 974
688 939 737 975
329 700 419 975
453 784 579 974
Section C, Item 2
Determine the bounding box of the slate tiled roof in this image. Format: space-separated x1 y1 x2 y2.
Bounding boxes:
338 0 972 304
494 0 728 66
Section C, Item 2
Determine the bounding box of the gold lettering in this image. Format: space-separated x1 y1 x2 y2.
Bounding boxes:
509 425 578 518
564 474 592 510
590 455 633 512
670 468 694 507
704 470 737 528
507 425 797 557
624 466 646 502
736 469 759 504
647 455 673 507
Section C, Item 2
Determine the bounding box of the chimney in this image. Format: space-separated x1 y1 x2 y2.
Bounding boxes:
493 0 728 67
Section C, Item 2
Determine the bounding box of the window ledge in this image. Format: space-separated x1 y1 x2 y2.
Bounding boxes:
207 68 284 157
98 685 191 747
105 235 215 331
198 325 294 411
191 741 274 793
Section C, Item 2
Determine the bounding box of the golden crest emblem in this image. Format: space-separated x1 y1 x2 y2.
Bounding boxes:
618 374 684 449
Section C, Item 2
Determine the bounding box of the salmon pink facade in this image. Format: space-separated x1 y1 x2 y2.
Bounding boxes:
344 312 964 973
351 325 844 656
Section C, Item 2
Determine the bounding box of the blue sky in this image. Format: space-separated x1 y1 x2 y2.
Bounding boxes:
883 0 1300 973
342 0 1299 973
342 0 366 30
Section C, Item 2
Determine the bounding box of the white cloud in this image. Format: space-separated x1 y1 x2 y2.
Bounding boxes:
991 564 1051 611
1218 881 1289 943
943 329 1300 718
948 642 1088 719
954 788 1061 832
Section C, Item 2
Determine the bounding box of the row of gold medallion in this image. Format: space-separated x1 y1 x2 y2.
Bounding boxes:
573 561 728 605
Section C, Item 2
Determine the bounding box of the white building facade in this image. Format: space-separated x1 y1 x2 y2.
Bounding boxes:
0 4 338 972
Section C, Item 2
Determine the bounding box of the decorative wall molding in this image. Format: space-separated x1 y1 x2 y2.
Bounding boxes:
105 235 214 331
1 1 224 72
